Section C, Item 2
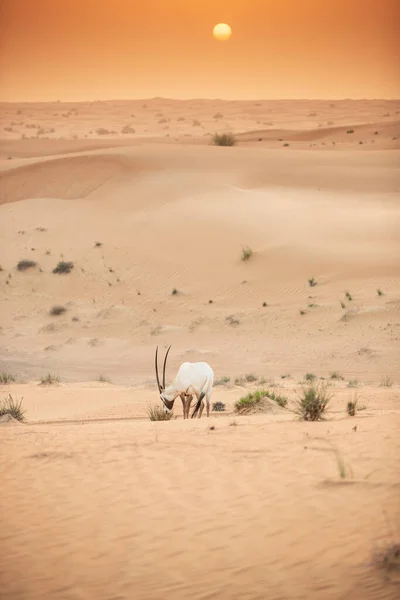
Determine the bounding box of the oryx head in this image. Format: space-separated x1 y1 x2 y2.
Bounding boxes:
155 345 174 413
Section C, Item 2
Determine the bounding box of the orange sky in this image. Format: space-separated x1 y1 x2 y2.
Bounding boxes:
0 0 399 101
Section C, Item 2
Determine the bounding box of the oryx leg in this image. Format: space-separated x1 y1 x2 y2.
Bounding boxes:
180 393 187 419
198 399 205 418
185 395 193 419
205 391 211 417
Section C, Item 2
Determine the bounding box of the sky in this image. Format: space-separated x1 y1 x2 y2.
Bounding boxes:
0 0 399 101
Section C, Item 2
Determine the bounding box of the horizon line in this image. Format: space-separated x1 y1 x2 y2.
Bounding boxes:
1 96 399 104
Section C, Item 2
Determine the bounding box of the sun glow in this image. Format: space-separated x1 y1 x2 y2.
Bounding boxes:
213 23 232 41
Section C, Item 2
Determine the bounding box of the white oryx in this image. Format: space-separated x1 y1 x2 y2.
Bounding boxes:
155 345 214 419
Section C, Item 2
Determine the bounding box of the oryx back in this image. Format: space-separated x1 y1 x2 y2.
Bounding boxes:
176 361 214 395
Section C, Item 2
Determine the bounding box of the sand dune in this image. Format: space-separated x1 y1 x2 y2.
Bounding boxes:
1 98 399 599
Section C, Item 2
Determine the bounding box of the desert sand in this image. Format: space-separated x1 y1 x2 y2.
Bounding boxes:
0 99 399 599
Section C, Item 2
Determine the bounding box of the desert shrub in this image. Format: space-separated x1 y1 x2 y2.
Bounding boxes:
212 132 236 146
347 397 358 416
98 374 112 383
346 129 354 134
377 288 383 296
294 382 331 421
147 404 174 421
171 288 178 295
373 543 400 573
330 371 344 380
0 372 16 384
0 394 25 421
40 373 60 385
96 128 111 135
308 277 317 287
380 376 393 387
304 372 317 382
212 401 226 412
241 246 253 261
348 380 358 388
345 291 353 301
214 376 230 386
226 315 240 326
245 373 258 383
121 125 135 134
49 305 66 316
235 389 288 414
17 259 37 271
53 261 74 274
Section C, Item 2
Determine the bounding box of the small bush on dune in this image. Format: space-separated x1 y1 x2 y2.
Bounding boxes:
380 376 393 388
348 380 358 388
0 372 16 384
212 401 226 412
294 382 331 421
96 128 111 135
147 404 175 421
40 373 60 385
212 132 236 146
304 372 317 382
330 371 344 381
0 394 26 422
53 261 74 274
245 373 258 383
121 125 135 134
49 305 67 316
17 259 37 271
347 397 358 416
241 246 253 261
214 376 230 386
373 543 400 574
235 389 288 414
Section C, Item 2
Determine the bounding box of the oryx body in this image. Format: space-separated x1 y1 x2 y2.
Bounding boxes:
155 346 214 419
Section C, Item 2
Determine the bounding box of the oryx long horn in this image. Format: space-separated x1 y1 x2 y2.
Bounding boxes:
162 345 172 389
155 346 162 393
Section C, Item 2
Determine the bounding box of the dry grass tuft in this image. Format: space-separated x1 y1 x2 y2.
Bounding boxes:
0 394 26 422
147 404 175 421
212 132 236 146
40 373 60 386
0 372 16 384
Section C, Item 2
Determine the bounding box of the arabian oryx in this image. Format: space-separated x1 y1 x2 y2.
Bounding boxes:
155 345 214 419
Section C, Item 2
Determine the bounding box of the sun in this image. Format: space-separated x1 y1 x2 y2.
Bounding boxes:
213 23 232 42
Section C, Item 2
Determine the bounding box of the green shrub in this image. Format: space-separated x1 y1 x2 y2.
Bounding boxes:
53 261 74 274
235 389 288 413
17 259 37 271
294 383 331 421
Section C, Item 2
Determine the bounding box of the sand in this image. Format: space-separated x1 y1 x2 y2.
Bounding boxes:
0 98 399 599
